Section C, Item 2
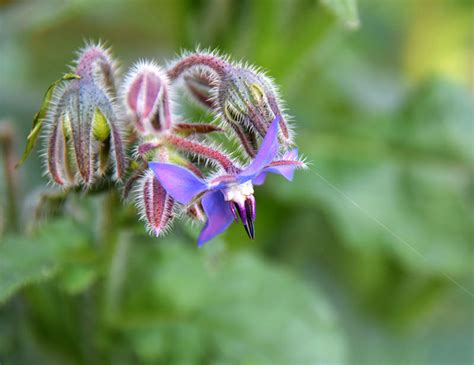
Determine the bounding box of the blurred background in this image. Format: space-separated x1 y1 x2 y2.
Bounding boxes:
0 0 473 364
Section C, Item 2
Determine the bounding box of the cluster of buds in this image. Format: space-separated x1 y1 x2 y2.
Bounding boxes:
23 44 306 245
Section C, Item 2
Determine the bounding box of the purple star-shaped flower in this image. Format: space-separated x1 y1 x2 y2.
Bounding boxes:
149 117 304 246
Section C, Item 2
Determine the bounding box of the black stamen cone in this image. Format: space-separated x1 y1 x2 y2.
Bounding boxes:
243 223 253 239
235 201 255 239
231 202 239 222
245 199 255 239
234 202 243 223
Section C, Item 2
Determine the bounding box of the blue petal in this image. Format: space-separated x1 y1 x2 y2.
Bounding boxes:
262 165 296 181
149 162 208 204
251 148 300 184
262 148 299 181
252 173 267 186
282 147 299 161
197 191 234 246
239 117 280 182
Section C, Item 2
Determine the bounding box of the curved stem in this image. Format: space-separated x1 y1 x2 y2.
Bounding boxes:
167 53 229 81
165 134 237 172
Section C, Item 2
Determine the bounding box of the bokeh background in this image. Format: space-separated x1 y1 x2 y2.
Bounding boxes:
1 0 473 364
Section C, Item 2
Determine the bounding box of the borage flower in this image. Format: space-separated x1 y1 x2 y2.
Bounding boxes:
150 117 305 246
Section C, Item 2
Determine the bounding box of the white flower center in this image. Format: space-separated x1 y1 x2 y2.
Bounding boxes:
223 180 254 205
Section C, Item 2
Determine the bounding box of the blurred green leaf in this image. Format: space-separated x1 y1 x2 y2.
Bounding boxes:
321 0 359 29
0 219 91 304
397 77 474 164
282 74 474 277
57 262 98 295
113 242 345 364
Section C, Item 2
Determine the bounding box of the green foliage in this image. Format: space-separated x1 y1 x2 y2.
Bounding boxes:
112 242 344 364
0 219 92 303
0 219 344 364
321 0 359 29
287 75 474 276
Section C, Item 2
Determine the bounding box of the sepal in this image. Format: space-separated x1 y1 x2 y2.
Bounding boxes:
17 74 80 167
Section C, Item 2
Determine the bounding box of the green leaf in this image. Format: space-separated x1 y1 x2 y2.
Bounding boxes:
0 218 90 304
321 0 359 29
112 241 345 364
310 77 474 276
57 262 98 295
16 73 80 167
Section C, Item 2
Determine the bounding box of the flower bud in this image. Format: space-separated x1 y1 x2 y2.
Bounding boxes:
75 42 118 94
217 66 293 151
42 43 126 186
165 51 293 157
123 61 172 135
135 170 174 236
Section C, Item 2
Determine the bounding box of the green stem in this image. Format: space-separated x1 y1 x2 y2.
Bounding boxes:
99 189 121 250
99 190 131 323
103 231 132 322
0 121 20 234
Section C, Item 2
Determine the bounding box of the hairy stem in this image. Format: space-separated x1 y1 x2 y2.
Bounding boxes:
167 53 229 81
165 134 236 172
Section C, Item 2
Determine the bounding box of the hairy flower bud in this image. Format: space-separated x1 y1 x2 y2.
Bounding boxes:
39 43 126 187
75 42 118 95
135 170 174 236
123 61 172 135
217 66 293 152
167 51 293 158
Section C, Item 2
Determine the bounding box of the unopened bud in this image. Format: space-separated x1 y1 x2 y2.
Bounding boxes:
135 170 174 236
75 42 118 94
218 66 293 149
123 61 172 135
42 43 126 187
166 51 293 156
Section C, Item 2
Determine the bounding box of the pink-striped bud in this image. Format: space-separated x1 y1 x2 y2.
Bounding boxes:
40 43 126 187
135 170 175 236
123 61 172 135
75 42 118 94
